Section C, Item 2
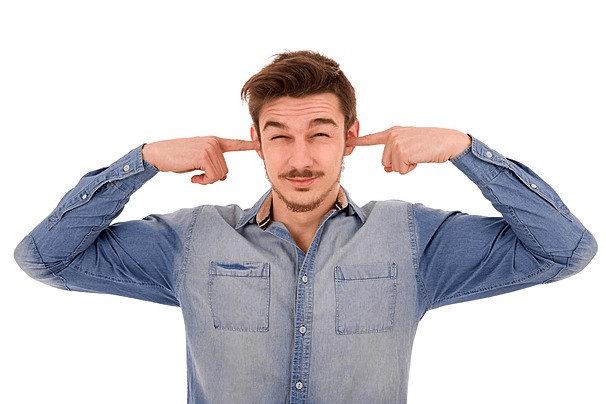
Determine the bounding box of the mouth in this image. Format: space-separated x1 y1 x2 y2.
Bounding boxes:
287 177 317 188
280 170 324 189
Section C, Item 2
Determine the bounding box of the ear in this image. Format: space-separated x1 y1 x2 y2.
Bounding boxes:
344 120 360 156
250 124 264 159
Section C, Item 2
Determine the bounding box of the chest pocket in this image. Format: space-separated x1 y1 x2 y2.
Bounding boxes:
209 261 270 332
334 263 397 334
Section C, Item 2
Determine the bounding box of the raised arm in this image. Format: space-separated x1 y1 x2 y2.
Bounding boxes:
14 136 259 305
350 126 597 313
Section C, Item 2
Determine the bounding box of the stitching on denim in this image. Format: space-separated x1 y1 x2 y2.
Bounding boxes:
335 281 397 334
208 261 270 332
334 264 397 335
409 203 431 312
485 171 548 257
175 206 201 296
434 259 556 305
61 182 131 272
75 266 175 291
49 178 131 231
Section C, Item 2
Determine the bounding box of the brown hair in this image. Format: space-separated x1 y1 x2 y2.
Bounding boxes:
241 50 357 135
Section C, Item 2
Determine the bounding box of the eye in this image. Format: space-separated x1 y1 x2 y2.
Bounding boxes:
269 135 288 141
313 133 330 138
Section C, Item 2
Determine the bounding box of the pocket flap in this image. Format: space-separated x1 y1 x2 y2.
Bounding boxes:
210 261 269 277
335 262 397 281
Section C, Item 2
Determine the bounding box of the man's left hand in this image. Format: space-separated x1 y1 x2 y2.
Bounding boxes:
347 126 471 175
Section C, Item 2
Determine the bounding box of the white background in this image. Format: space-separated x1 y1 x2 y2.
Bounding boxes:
1 1 604 403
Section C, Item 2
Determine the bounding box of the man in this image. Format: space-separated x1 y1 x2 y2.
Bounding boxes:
14 50 597 403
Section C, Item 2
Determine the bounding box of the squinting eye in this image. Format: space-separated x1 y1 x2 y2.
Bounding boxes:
314 133 329 137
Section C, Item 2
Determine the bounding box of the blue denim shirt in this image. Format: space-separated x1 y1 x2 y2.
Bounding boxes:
14 138 597 403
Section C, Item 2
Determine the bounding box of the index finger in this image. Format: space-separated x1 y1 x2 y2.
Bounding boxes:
218 138 260 152
349 131 389 147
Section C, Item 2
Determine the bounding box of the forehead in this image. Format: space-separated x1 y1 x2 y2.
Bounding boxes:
259 93 344 128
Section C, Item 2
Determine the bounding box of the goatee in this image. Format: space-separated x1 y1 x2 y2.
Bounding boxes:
264 159 345 213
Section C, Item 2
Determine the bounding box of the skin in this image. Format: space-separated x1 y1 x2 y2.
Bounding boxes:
250 94 359 250
142 93 471 251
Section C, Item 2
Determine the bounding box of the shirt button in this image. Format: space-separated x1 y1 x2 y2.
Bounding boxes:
295 381 303 390
81 193 88 200
299 325 307 334
530 183 538 189
301 275 308 284
485 151 493 158
123 164 131 172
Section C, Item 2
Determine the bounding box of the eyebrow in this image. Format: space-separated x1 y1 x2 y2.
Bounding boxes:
308 118 338 129
263 120 288 131
262 118 339 131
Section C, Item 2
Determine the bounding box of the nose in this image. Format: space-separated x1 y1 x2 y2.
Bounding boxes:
288 139 313 170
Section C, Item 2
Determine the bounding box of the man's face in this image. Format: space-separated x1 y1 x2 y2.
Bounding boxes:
251 93 359 214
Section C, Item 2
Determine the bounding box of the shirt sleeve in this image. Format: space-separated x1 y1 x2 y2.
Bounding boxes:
14 145 187 306
413 137 597 314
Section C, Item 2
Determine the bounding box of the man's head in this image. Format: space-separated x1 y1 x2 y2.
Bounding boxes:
241 51 360 215
241 50 357 138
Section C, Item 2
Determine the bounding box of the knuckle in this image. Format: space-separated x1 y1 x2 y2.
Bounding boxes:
203 136 220 148
200 148 212 159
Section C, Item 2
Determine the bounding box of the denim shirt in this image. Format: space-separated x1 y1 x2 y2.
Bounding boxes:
14 138 597 403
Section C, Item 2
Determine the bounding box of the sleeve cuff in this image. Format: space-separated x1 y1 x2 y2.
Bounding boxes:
47 145 158 229
450 136 572 219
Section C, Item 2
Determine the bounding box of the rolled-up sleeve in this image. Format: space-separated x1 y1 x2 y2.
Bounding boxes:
414 137 597 313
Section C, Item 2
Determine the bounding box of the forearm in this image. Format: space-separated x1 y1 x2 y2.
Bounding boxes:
14 145 158 288
414 137 597 313
450 137 597 275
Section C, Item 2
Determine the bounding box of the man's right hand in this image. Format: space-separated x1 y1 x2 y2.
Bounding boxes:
142 136 259 185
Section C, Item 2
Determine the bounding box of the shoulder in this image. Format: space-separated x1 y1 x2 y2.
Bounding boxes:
357 199 412 223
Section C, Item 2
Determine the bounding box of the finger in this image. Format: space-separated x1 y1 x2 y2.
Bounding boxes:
192 173 224 185
381 142 394 171
191 169 227 185
218 138 260 152
349 131 390 147
191 173 208 185
392 153 403 174
195 146 222 180
213 150 229 177
402 163 417 175
206 152 228 183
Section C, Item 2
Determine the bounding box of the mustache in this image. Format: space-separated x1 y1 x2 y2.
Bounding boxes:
279 169 325 179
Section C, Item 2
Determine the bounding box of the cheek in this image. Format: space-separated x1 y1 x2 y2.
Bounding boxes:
260 151 283 176
323 147 346 169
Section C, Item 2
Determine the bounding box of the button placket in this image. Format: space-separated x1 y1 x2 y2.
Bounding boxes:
290 246 315 402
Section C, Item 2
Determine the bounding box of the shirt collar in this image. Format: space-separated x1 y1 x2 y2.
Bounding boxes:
235 187 366 230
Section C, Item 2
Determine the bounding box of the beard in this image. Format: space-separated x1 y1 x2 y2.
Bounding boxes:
265 160 345 213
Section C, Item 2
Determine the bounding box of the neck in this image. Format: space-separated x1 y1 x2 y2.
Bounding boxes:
271 188 339 253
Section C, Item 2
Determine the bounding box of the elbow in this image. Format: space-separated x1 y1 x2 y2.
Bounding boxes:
548 229 598 282
571 229 598 270
14 235 69 290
